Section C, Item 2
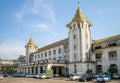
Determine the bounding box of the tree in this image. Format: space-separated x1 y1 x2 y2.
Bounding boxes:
86 69 93 75
108 67 118 74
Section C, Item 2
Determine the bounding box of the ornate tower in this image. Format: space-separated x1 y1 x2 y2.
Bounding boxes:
25 37 38 63
67 2 93 62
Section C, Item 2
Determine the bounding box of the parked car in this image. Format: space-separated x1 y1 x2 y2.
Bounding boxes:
0 76 3 80
79 75 92 82
3 74 8 77
92 74 98 81
97 75 111 82
39 73 47 79
69 74 81 80
54 74 59 77
25 74 33 78
14 73 26 77
113 73 120 79
34 74 41 78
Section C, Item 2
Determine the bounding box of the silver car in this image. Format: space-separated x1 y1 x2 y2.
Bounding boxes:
69 74 81 80
0 76 3 80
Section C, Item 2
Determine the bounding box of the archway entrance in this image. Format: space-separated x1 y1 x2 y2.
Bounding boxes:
108 64 118 73
52 66 65 76
96 65 102 73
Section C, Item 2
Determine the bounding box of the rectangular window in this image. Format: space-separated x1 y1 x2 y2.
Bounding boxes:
74 65 77 73
109 51 117 60
58 48 61 54
53 50 56 55
108 43 117 47
38 55 40 58
95 46 102 49
95 53 102 61
58 57 61 60
45 52 47 57
53 57 56 60
73 34 76 39
49 51 51 56
74 53 76 60
78 23 80 28
41 53 43 58
74 45 76 50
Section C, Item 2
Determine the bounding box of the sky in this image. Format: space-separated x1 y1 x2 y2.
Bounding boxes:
0 0 120 59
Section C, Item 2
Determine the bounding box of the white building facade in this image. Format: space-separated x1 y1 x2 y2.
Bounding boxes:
18 3 120 75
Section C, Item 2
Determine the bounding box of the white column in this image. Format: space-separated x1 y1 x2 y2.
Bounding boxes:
24 68 26 74
62 67 65 76
38 66 40 74
43 66 45 73
56 67 59 74
30 67 32 74
34 66 36 74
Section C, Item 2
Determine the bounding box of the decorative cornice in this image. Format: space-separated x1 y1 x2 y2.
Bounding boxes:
93 34 120 45
33 38 68 53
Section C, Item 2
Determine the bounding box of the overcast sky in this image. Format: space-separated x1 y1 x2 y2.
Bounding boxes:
0 0 120 59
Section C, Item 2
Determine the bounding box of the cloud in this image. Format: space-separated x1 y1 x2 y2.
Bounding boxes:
15 0 56 22
0 39 25 59
36 24 47 30
16 13 23 22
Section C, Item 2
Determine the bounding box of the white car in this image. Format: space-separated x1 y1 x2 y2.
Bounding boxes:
34 74 40 78
25 74 33 78
70 74 81 80
39 73 47 79
113 73 120 79
0 76 3 80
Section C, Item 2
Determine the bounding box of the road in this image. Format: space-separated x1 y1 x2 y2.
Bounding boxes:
0 77 120 83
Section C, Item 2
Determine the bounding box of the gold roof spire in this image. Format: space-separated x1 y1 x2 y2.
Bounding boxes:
25 36 37 48
67 1 93 27
78 0 80 8
72 1 86 22
29 36 35 44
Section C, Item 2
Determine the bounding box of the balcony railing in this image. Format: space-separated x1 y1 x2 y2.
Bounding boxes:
109 57 117 61
96 59 102 62
19 60 67 66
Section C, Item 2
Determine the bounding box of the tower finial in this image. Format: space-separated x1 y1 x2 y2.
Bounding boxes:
31 33 32 37
78 0 80 7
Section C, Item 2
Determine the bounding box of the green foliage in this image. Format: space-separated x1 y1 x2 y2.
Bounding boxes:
46 70 53 78
86 69 93 75
1 66 16 74
108 67 118 73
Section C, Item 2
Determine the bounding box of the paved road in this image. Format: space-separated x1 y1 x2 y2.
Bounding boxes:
0 77 120 83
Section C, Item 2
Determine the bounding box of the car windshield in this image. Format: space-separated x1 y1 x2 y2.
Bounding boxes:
104 76 108 77
98 75 103 78
81 76 85 78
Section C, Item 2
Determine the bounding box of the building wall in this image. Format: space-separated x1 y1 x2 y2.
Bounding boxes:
33 45 65 62
69 63 93 74
93 46 120 73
